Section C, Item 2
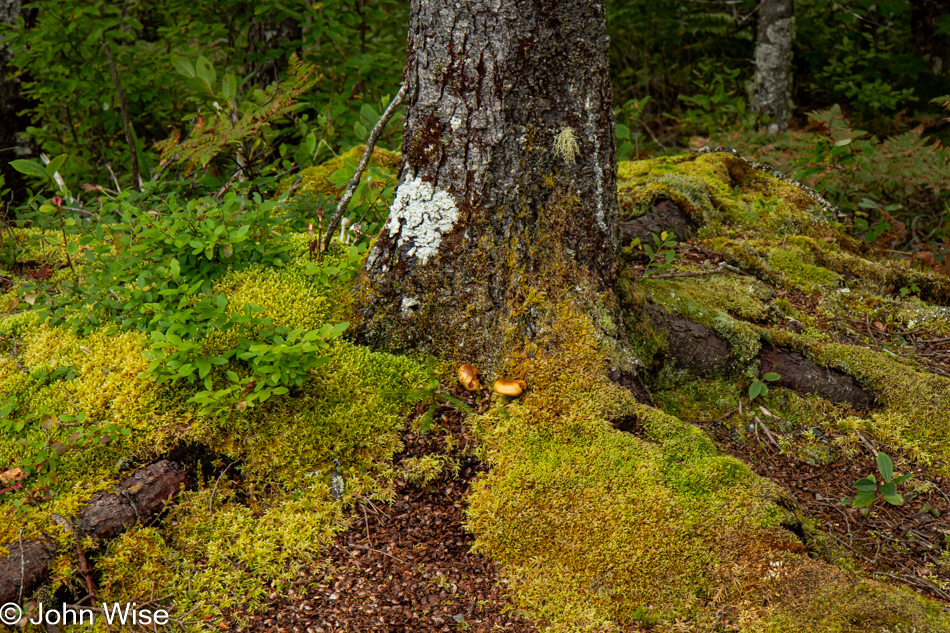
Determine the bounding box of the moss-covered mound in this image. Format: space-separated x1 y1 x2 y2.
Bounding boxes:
293 144 399 197
3 149 950 632
0 235 428 624
465 151 950 631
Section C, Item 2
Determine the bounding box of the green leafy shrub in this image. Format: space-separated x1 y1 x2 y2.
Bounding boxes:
841 452 913 515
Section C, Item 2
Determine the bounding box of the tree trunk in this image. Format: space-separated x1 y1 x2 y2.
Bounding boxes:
358 0 625 375
0 0 35 208
246 14 302 87
752 0 794 134
911 0 948 76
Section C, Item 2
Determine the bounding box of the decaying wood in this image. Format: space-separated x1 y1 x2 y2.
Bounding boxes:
646 304 737 377
0 460 187 605
759 345 876 408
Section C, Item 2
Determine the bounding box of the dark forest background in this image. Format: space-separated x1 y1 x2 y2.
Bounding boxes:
2 0 950 252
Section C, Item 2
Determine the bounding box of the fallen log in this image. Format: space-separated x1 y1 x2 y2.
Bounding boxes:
620 196 695 246
645 304 737 377
0 460 188 605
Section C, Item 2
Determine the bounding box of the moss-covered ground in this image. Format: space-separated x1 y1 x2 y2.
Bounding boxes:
3 150 950 631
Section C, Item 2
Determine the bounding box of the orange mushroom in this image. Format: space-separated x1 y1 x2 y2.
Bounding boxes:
493 379 527 397
458 364 482 391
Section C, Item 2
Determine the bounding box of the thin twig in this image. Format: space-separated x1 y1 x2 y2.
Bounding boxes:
854 430 877 456
17 527 25 604
50 513 97 602
350 543 407 564
101 42 141 192
208 460 238 514
646 261 750 279
322 83 407 251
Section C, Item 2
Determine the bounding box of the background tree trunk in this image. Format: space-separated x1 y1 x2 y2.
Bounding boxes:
0 0 35 209
752 0 794 134
246 14 302 87
358 0 622 374
911 0 948 76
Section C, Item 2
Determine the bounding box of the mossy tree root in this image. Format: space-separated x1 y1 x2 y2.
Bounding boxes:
0 460 188 605
620 196 695 245
646 305 877 408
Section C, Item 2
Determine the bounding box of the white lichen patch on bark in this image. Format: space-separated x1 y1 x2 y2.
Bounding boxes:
384 174 460 265
584 94 607 233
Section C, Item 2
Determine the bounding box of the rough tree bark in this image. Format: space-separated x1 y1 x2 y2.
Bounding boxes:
752 0 794 134
358 0 625 375
0 461 188 605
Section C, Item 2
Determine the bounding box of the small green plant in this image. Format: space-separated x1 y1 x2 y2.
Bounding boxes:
384 357 473 435
749 372 780 401
635 231 679 277
899 282 920 298
841 452 913 515
854 198 896 243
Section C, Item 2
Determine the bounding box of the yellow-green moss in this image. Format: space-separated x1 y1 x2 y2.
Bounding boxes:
617 153 837 243
296 144 399 197
0 227 428 624
464 301 944 632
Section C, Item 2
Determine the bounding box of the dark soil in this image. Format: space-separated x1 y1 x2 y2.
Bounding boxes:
227 388 537 633
701 413 950 604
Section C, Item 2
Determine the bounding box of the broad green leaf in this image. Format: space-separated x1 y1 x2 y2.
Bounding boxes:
853 489 876 508
45 154 68 179
854 476 877 492
330 322 349 336
10 159 48 178
360 103 379 124
171 55 195 78
748 381 766 400
893 473 913 484
762 372 780 381
221 73 237 100
196 55 216 91
876 452 894 482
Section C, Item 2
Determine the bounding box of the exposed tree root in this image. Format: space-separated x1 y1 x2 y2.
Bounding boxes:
646 304 878 408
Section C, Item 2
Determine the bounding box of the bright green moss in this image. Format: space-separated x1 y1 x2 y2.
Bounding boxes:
768 247 843 292
644 277 764 365
467 303 867 631
766 330 950 472
0 227 427 622
616 153 837 243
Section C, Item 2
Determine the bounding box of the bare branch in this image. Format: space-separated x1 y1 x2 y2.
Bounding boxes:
322 83 407 252
101 42 141 192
